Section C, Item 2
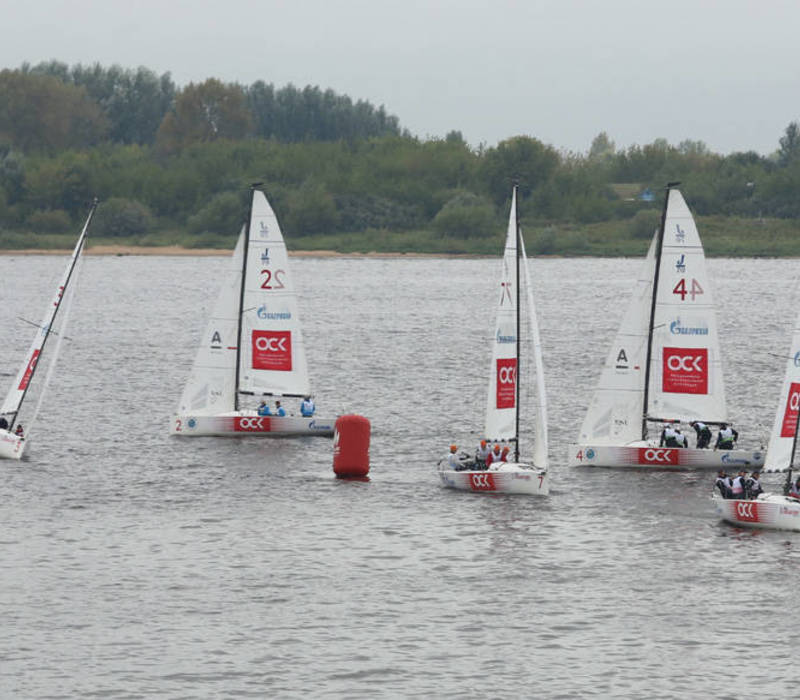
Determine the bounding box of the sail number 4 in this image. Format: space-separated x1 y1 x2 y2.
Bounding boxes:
261 269 286 290
672 278 704 301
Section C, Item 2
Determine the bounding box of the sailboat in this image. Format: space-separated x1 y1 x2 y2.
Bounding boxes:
0 199 97 460
171 186 334 438
569 184 764 469
714 310 800 530
437 185 549 495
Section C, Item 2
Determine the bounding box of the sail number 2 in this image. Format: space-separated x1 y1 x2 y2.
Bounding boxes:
672 277 704 301
260 269 286 290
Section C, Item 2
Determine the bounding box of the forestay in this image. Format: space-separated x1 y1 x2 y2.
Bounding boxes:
484 189 519 443
648 189 727 423
764 311 800 472
238 190 310 398
579 235 656 445
177 229 243 415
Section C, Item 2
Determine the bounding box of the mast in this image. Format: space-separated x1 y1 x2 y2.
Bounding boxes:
514 184 521 463
8 198 97 431
234 183 260 412
641 181 680 439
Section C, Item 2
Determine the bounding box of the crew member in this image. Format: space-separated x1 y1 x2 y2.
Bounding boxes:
715 423 738 450
674 428 687 448
730 469 747 498
715 470 732 498
500 446 510 462
300 396 315 417
0 417 8 431
745 471 763 500
691 421 712 449
257 401 271 416
660 425 679 447
789 477 800 499
14 424 23 438
447 444 464 471
275 401 286 417
486 444 502 466
475 440 491 468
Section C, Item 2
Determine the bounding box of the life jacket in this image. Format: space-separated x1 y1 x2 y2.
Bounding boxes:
487 449 501 465
476 445 491 461
301 399 315 417
719 427 735 446
731 476 745 496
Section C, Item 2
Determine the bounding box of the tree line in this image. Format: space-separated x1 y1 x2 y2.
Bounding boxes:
1 61 799 255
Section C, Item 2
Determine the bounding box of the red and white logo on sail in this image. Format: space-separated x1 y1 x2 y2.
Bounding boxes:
496 358 516 409
251 330 292 371
780 382 800 438
18 350 40 390
662 347 708 394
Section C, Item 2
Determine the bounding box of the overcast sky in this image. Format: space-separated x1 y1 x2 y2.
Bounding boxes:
3 0 797 155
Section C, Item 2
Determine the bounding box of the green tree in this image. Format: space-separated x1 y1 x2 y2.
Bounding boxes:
432 191 497 238
778 121 800 166
156 79 253 154
479 136 560 205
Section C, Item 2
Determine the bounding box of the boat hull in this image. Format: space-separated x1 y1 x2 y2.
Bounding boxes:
0 430 25 460
438 462 549 496
567 443 764 470
171 413 334 437
714 493 800 531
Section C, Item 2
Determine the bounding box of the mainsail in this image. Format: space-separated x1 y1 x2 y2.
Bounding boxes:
237 189 310 398
647 189 727 423
0 200 95 428
764 313 800 472
484 189 519 443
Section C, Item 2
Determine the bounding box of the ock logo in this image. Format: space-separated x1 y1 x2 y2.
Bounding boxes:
637 448 679 465
470 473 496 491
234 417 268 432
662 347 708 395
735 501 760 522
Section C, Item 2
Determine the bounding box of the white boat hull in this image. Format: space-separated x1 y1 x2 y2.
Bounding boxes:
567 443 764 470
438 462 549 496
171 412 334 437
0 430 25 460
714 493 800 531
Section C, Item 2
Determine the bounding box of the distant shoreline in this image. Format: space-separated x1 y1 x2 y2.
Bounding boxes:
0 245 487 258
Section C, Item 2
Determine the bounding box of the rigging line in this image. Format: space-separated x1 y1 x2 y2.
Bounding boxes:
16 317 73 341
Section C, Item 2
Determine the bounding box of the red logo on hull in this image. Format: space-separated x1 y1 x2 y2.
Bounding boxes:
637 448 680 465
735 501 760 523
662 347 708 394
233 416 271 432
470 473 496 491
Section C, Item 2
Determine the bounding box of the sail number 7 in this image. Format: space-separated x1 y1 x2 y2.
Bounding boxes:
261 269 286 290
672 277 704 301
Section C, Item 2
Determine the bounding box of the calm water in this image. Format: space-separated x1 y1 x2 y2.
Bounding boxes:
1 254 798 699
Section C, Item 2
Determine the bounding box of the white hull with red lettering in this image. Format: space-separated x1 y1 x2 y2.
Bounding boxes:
568 443 764 469
0 431 25 460
171 412 334 437
714 493 800 531
438 462 549 496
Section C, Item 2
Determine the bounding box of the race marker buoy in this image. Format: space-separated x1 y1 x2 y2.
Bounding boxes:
333 414 370 478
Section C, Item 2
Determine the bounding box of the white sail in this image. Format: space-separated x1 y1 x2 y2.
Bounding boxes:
484 190 519 442
238 190 310 398
579 234 656 445
764 313 800 472
648 189 727 422
176 228 244 415
520 235 548 469
1 203 93 422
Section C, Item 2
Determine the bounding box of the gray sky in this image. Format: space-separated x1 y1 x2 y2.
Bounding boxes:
3 0 798 155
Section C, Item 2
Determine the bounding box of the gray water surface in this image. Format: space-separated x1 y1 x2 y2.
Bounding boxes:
1 255 798 698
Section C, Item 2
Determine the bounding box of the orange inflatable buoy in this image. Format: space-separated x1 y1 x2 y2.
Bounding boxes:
333 415 371 477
